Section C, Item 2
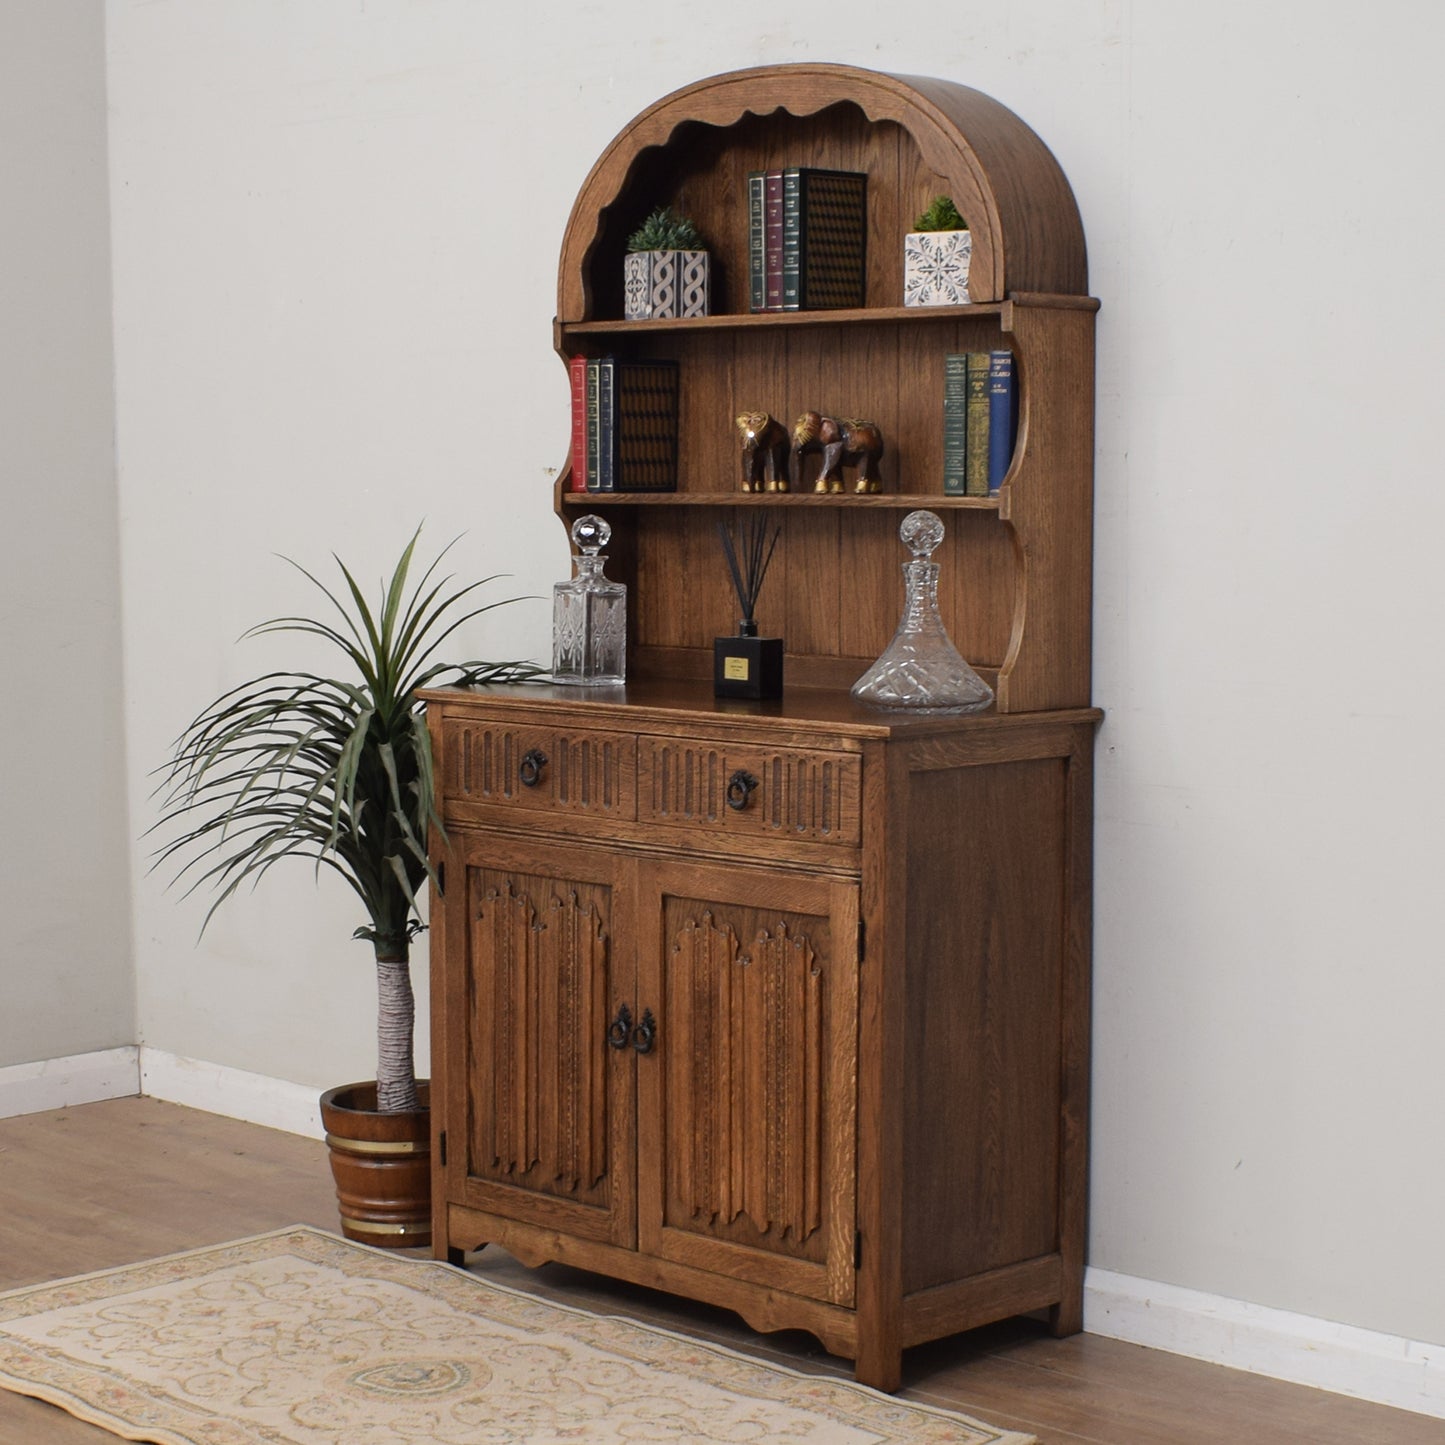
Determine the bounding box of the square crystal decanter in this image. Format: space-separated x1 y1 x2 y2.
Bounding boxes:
552 514 626 685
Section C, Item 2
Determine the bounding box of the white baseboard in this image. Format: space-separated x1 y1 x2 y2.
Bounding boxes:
0 1046 140 1118
138 1048 324 1140
1085 1267 1444 1420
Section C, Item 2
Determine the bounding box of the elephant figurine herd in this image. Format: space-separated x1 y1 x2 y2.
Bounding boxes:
736 410 884 494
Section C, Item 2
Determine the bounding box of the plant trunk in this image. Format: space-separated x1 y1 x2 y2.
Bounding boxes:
375 948 419 1113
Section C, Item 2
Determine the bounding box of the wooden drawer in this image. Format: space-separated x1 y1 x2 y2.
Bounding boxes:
440 717 636 821
637 737 861 846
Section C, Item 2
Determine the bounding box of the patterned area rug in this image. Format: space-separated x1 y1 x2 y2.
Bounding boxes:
0 1226 1034 1444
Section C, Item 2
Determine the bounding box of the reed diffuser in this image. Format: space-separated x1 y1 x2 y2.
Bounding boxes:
714 511 783 699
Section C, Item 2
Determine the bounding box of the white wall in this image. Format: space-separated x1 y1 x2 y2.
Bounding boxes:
96 0 1445 1357
0 0 133 1067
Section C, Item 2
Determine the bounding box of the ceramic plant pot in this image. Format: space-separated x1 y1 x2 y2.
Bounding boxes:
623 249 710 319
903 229 972 306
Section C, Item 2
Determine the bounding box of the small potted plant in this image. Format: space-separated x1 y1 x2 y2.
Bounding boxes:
904 194 972 307
152 528 539 1248
623 205 710 320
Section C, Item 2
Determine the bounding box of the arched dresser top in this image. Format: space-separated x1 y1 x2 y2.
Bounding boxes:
557 62 1088 320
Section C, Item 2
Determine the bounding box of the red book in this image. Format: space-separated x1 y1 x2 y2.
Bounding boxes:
568 354 588 492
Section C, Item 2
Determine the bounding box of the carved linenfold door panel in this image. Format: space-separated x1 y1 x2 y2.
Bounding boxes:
636 863 859 1306
441 836 637 1248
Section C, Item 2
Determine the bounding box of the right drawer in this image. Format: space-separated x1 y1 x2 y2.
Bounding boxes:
637 737 861 846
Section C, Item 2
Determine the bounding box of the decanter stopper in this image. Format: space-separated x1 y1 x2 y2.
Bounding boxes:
850 510 993 713
552 514 626 685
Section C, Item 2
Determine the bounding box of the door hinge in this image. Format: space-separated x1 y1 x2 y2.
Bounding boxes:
854 1229 863 1270
438 1130 447 1167
857 918 866 963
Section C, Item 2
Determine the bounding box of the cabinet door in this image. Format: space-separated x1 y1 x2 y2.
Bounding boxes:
635 861 859 1306
438 831 637 1248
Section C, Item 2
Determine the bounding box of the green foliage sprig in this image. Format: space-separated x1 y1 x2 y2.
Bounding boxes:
913 195 968 232
627 205 704 252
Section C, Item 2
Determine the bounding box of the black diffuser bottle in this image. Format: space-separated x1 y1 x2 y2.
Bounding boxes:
713 512 783 699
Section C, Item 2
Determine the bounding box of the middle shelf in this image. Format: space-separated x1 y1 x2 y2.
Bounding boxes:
560 491 1003 510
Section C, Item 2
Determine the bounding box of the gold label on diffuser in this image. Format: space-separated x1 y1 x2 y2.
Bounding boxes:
724 656 750 681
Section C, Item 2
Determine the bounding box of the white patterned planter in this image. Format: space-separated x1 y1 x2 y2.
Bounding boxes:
623 249 710 320
903 229 972 306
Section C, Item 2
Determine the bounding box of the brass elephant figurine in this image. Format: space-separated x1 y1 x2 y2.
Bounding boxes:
735 411 791 492
790 412 884 494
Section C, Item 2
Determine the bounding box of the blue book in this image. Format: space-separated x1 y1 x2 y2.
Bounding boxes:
987 350 1017 493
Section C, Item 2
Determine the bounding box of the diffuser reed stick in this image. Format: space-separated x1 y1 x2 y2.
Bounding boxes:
718 512 781 632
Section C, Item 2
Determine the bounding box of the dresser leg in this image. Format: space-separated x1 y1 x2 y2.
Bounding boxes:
1049 1291 1084 1336
853 1339 902 1394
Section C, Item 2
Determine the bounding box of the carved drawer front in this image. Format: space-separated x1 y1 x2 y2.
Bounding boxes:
441 718 636 820
637 739 861 846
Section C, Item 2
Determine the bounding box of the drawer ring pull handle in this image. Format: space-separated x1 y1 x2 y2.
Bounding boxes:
632 1007 657 1055
518 748 548 788
725 769 759 811
606 1002 633 1050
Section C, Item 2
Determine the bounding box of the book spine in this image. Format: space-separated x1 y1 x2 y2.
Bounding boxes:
747 171 766 313
964 352 991 497
942 353 969 496
764 170 785 311
596 356 616 492
568 354 588 492
987 349 1017 493
585 357 602 492
780 167 802 310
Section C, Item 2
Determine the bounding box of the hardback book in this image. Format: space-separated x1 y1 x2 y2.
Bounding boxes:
781 167 867 311
747 171 766 313
764 170 785 311
943 353 969 495
610 358 680 492
588 358 680 494
585 358 602 492
987 349 1017 492
964 352 992 497
595 357 618 492
568 354 588 492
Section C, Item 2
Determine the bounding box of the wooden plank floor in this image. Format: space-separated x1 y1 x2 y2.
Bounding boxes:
0 1097 1439 1444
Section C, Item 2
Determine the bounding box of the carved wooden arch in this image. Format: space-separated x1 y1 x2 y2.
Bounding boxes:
556 62 1087 320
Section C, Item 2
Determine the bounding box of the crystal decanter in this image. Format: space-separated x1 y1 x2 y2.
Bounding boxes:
851 509 993 713
552 514 626 685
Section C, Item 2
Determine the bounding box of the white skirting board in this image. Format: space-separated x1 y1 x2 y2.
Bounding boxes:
3 1048 1440 1420
0 1046 140 1118
138 1048 324 1139
1085 1268 1444 1420
0 1045 322 1139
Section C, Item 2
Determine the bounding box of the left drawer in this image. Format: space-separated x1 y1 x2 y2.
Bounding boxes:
438 717 637 820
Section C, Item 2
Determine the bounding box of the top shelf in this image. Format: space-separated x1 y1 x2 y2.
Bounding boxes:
561 303 1000 337
558 295 1098 340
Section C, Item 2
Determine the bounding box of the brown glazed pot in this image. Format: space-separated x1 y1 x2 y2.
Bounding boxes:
319 1081 431 1249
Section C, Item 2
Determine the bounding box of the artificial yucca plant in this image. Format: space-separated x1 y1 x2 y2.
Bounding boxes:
153 528 538 1112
